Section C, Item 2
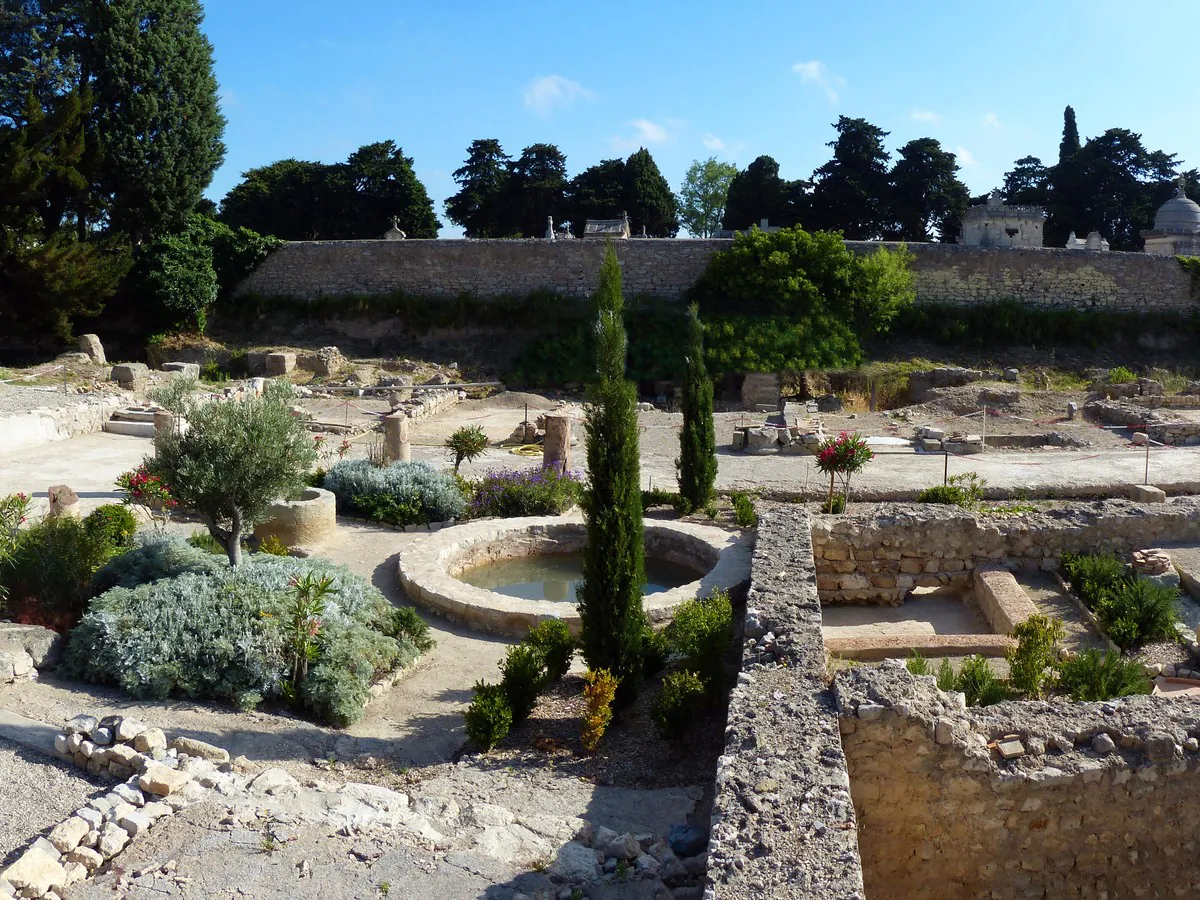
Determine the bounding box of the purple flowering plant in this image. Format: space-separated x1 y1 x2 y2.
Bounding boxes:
469 467 584 519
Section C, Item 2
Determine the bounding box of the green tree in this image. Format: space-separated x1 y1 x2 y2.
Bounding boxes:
1002 156 1050 207
133 215 217 332
622 148 678 237
808 116 892 239
676 304 716 512
578 244 646 698
84 0 225 241
678 156 738 237
219 159 335 239
1058 105 1081 163
444 138 511 237
504 143 568 237
887 138 970 242
335 140 439 238
722 155 788 230
148 382 318 567
565 158 627 234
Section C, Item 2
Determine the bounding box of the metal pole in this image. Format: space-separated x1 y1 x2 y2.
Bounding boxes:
980 404 986 451
1145 441 1150 485
944 451 949 486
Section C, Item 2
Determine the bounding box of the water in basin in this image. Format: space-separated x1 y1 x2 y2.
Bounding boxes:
458 553 698 602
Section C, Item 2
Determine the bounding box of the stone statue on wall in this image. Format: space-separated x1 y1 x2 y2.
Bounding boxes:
383 217 406 241
546 216 555 241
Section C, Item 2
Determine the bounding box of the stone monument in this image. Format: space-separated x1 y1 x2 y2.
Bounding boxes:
542 414 572 474
384 413 411 463
545 216 556 241
1142 177 1200 257
383 217 407 241
959 191 1045 248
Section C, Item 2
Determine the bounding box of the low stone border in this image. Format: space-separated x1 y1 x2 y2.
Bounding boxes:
0 714 234 899
397 513 752 636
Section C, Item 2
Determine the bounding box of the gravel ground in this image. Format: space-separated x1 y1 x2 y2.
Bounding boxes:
0 735 105 866
0 382 120 416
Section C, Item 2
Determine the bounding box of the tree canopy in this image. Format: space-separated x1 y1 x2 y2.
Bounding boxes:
564 148 678 237
807 117 892 240
722 155 797 231
444 139 512 238
220 141 440 240
887 138 970 242
678 156 738 238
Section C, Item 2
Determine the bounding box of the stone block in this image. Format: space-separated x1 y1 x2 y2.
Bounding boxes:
77 334 105 365
0 846 65 896
139 763 190 796
47 817 90 854
161 361 200 379
265 352 296 375
110 363 149 389
47 484 78 518
0 623 63 669
1129 484 1166 503
133 728 167 753
168 736 229 764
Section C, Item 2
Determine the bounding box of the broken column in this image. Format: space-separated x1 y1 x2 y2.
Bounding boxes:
47 484 79 518
384 412 411 463
542 414 572 474
153 411 175 456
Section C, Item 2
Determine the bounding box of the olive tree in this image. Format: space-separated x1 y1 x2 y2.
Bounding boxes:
150 382 316 566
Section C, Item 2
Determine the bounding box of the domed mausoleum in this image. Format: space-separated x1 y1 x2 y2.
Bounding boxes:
958 191 1045 248
1143 178 1200 256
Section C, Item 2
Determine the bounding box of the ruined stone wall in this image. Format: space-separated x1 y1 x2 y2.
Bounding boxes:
836 663 1200 900
234 238 1198 312
812 498 1200 604
707 505 865 899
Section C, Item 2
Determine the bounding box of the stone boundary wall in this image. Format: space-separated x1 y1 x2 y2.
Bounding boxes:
706 506 866 898
0 394 124 455
234 238 1198 313
812 498 1200 604
835 662 1200 899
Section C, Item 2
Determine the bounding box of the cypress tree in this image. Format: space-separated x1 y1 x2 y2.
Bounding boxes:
676 304 717 512
578 243 646 696
1058 106 1081 163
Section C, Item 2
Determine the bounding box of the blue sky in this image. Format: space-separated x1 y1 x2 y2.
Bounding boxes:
201 0 1199 237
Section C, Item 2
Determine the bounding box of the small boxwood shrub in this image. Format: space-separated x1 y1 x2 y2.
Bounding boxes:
729 491 758 528
526 620 574 682
641 625 671 676
500 643 548 722
654 669 706 741
324 459 465 526
1057 649 1152 701
391 606 434 653
666 590 734 694
1006 614 1065 699
465 681 512 751
83 504 139 550
468 468 582 518
66 537 424 725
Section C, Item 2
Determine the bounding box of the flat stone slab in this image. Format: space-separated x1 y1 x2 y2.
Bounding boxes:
397 513 752 637
824 633 1016 662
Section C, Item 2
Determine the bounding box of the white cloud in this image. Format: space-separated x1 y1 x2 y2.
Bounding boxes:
522 75 594 116
792 60 845 104
702 133 726 151
955 146 979 167
910 108 941 124
630 118 669 144
982 112 1000 129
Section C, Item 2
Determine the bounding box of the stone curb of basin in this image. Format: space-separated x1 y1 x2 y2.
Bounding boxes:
396 512 754 637
0 713 242 900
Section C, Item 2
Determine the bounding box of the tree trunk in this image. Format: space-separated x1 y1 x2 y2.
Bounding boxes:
826 472 836 512
226 514 243 567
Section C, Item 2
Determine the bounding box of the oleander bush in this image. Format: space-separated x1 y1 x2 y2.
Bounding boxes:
467 468 583 519
324 459 466 526
65 536 426 725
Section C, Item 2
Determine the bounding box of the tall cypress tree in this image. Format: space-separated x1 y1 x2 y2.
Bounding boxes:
676 304 716 512
578 243 646 697
1058 106 1081 163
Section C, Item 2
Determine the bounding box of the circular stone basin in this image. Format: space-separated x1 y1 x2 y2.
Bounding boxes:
253 486 337 550
397 513 752 637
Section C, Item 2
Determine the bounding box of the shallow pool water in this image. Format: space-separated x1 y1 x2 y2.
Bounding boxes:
457 553 697 602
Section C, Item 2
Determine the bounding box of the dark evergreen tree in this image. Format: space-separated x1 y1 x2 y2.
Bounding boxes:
676 304 716 512
219 159 334 239
807 117 892 239
622 148 678 237
84 0 225 241
1058 106 1081 163
578 244 646 698
565 158 627 234
1002 156 1051 207
444 138 512 237
722 155 787 230
887 138 970 242
504 143 568 237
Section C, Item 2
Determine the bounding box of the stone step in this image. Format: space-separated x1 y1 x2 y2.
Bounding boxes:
103 420 155 438
110 407 159 423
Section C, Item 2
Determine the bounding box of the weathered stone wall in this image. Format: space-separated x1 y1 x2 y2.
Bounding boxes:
812 498 1200 604
836 662 1200 900
235 238 1198 312
707 506 865 899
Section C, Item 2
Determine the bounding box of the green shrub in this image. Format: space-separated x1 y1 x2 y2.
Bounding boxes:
1057 649 1152 701
324 459 466 526
1062 552 1179 651
66 541 422 725
135 217 218 332
581 668 618 753
730 491 758 528
936 658 956 692
464 681 512 752
5 515 121 629
641 488 682 511
468 468 583 518
1061 551 1129 605
186 531 228 555
390 606 435 653
641 625 671 676
906 651 930 676
666 590 734 694
257 535 290 556
446 425 489 473
1006 614 1065 698
954 655 1011 707
199 360 228 383
83 504 139 550
526 620 574 682
917 473 985 507
500 644 548 722
654 669 707 741
676 304 717 513
1108 366 1136 385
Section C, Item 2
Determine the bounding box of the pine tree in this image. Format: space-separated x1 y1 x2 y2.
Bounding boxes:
676 305 716 511
623 148 679 236
578 243 646 697
445 139 512 237
85 0 225 241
